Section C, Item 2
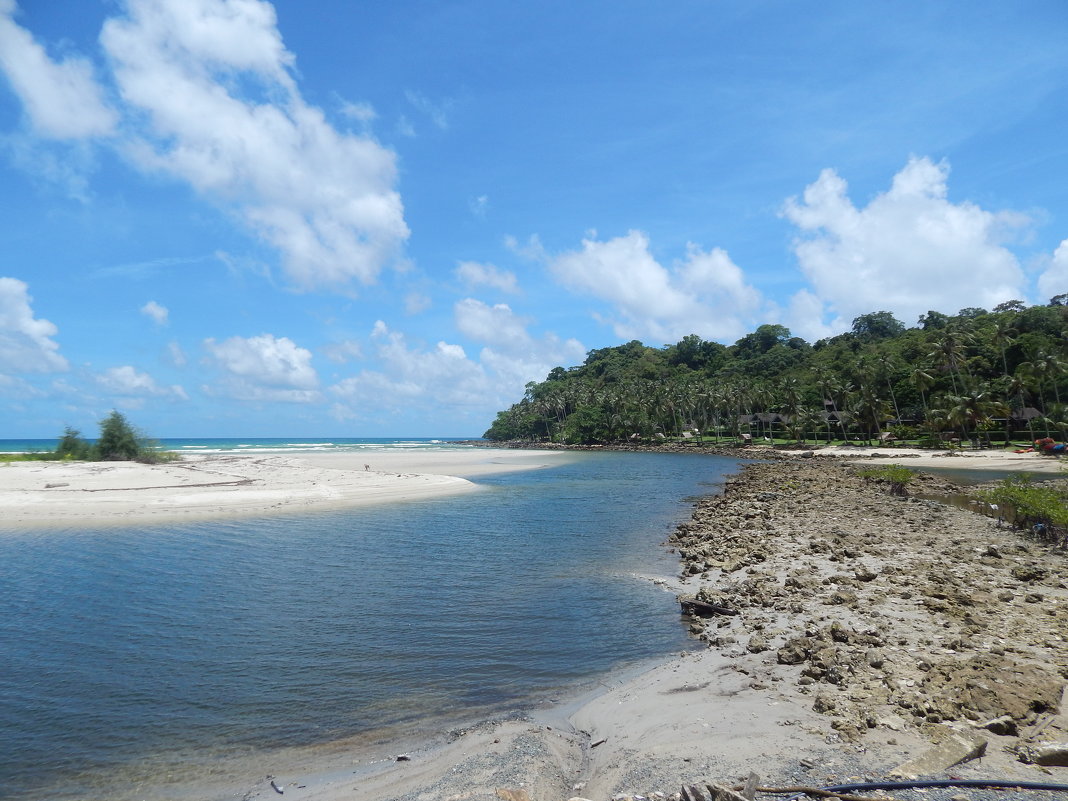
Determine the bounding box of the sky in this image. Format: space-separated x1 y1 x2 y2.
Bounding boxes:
1 1 1067 438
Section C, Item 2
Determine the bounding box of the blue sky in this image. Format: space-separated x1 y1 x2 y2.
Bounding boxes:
1 0 1067 438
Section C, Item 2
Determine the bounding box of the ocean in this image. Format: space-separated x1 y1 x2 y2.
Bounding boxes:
0 439 742 800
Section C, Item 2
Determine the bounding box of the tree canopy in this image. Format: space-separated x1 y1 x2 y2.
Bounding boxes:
484 300 1068 446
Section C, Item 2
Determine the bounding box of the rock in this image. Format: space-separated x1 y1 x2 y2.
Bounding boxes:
1017 741 1068 767
813 693 836 713
777 638 812 665
976 715 1018 736
497 791 531 801
854 566 879 582
888 727 988 777
829 589 857 605
747 634 768 653
1012 564 1048 583
920 654 1064 725
866 649 885 669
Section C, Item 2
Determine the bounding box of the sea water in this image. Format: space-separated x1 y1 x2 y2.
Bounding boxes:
0 446 741 800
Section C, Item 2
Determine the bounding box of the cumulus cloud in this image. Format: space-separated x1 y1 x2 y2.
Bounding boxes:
96 365 187 400
0 2 117 139
455 261 518 294
454 298 586 390
0 276 68 373
1037 239 1068 302
548 230 764 342
331 322 488 411
783 156 1029 330
203 333 321 402
140 299 169 325
0 0 408 290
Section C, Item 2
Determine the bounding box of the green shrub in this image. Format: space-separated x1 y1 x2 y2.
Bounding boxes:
856 464 915 496
977 473 1068 537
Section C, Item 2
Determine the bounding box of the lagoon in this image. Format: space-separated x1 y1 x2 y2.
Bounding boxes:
0 447 741 800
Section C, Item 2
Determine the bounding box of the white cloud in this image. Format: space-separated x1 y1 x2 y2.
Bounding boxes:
330 321 490 411
96 364 187 399
783 156 1029 330
404 292 431 315
782 288 836 343
548 230 764 342
0 2 117 139
455 261 518 294
1037 239 1068 302
454 298 586 391
1 0 408 291
101 0 408 290
0 276 68 373
469 194 488 219
203 332 321 402
140 299 169 325
338 99 376 124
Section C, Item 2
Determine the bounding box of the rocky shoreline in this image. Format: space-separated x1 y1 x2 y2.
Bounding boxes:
670 459 1068 772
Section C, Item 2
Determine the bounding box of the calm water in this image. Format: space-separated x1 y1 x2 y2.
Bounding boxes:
0 448 740 800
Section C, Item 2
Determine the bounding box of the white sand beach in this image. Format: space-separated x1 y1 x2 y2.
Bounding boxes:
800 444 1067 473
0 448 571 528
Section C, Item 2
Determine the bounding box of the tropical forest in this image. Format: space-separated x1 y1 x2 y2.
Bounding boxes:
483 298 1068 447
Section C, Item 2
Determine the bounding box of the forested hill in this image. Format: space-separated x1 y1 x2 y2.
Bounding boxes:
483 299 1068 446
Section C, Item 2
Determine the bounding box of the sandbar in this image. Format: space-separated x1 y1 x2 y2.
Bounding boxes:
0 448 571 528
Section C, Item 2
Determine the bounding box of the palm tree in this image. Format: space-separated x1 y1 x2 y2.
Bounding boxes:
990 319 1017 379
927 328 972 393
944 384 1010 446
909 365 936 423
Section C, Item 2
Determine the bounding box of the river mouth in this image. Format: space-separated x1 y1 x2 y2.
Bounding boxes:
0 450 739 801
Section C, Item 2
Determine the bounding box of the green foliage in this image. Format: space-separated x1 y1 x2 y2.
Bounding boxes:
977 474 1068 535
852 311 905 341
56 426 92 460
98 411 175 463
855 464 915 496
95 411 143 460
38 411 177 463
483 300 1068 446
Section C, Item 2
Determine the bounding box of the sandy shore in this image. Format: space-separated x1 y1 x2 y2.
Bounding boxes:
791 444 1067 473
0 448 571 528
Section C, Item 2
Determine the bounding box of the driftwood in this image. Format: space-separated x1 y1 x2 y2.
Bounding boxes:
680 598 740 617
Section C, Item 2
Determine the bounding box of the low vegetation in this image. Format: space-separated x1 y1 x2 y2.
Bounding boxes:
854 464 916 496
1 411 175 464
977 473 1068 544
